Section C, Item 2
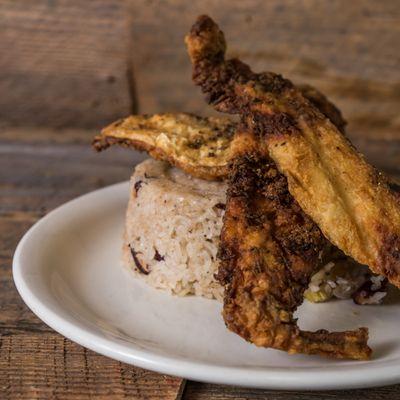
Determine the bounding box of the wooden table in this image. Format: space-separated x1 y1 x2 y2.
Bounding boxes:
1 0 400 398
1 126 400 399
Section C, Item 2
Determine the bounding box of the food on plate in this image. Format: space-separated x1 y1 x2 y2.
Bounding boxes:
217 130 370 359
122 158 383 308
94 14 396 360
185 14 400 289
305 257 388 304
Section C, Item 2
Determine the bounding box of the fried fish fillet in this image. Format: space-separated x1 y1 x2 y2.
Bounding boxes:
217 128 370 359
93 88 345 181
186 15 400 288
186 15 375 359
93 113 235 180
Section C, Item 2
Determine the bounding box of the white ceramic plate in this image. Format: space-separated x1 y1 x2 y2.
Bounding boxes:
13 181 400 390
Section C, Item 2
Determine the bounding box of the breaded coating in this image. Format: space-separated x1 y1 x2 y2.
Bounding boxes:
93 113 235 180
93 83 346 182
186 15 400 288
217 128 371 360
186 15 375 359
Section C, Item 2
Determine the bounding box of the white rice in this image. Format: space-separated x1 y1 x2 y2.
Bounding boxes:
122 159 226 300
123 159 386 304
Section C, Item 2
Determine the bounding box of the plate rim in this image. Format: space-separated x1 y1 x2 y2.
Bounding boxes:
12 181 400 390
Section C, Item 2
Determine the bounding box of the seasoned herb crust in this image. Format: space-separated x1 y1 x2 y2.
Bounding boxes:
216 129 371 360
186 15 400 290
93 84 346 182
93 113 235 180
187 15 373 359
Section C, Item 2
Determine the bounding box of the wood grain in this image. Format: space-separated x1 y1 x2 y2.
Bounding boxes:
1 0 399 140
128 0 400 143
183 381 400 399
1 0 400 396
0 0 135 129
0 333 185 400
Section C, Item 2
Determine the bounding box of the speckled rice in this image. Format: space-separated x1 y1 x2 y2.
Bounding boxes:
122 159 226 300
122 159 386 304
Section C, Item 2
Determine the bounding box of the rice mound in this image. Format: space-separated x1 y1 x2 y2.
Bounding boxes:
123 159 387 304
122 159 226 300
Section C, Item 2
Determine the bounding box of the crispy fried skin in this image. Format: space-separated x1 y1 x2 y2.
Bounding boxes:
297 84 346 134
93 84 345 182
186 15 400 288
217 128 371 360
186 15 373 359
93 113 235 180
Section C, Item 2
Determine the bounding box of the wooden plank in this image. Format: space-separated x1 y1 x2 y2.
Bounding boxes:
183 381 400 400
128 0 400 142
0 139 145 214
0 213 51 334
0 0 135 129
0 129 145 333
0 333 185 400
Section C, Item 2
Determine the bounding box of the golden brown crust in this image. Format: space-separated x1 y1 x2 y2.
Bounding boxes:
186 15 374 359
186 14 400 289
93 84 346 182
93 113 234 180
217 129 371 360
296 84 346 134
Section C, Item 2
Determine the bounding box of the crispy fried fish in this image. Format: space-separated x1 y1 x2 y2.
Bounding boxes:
186 15 400 288
93 113 235 180
93 86 345 181
218 128 370 359
186 16 375 359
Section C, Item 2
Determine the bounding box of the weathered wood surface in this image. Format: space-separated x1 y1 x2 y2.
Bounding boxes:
183 381 400 400
1 0 400 398
129 0 400 143
1 127 400 399
0 333 185 400
1 0 399 141
0 0 135 129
